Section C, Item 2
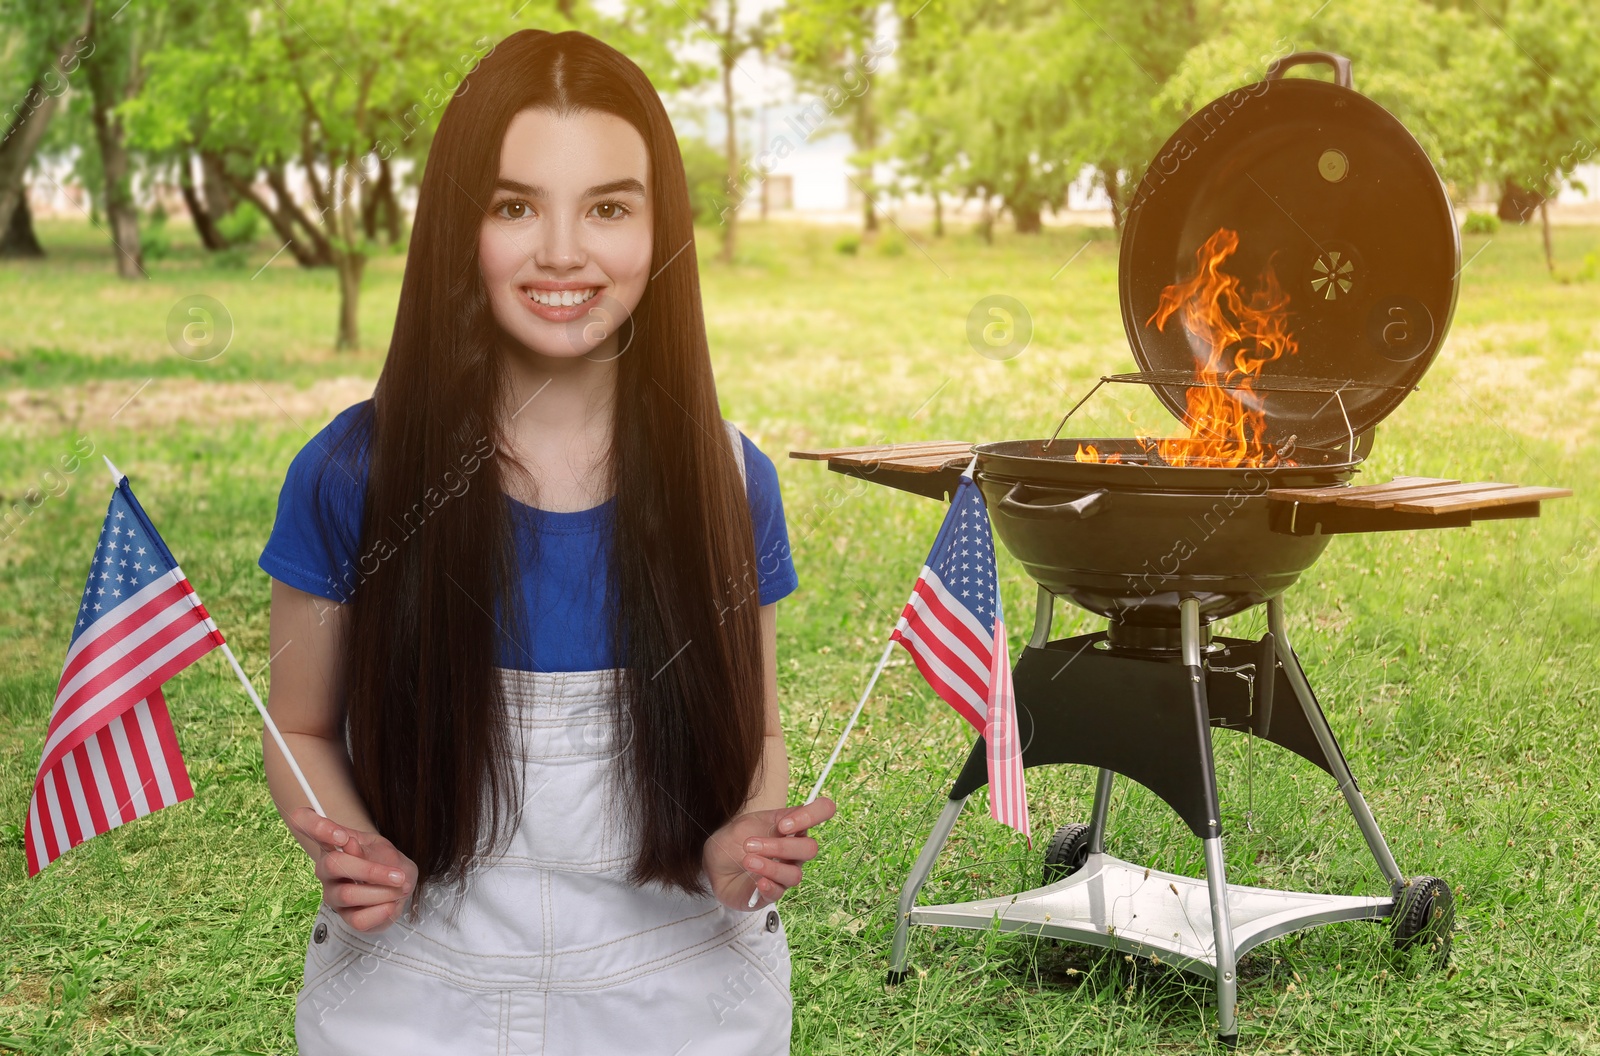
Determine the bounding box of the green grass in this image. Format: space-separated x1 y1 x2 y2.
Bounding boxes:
2 215 1598 1053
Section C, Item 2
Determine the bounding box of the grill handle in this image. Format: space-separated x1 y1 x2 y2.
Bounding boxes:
998 484 1107 520
1265 51 1353 90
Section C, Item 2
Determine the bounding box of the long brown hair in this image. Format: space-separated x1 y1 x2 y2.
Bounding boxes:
319 29 765 904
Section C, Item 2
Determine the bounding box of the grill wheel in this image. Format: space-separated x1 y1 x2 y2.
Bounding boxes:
1042 822 1094 885
1391 874 1455 968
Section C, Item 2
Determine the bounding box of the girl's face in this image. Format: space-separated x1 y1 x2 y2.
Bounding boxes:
479 107 653 362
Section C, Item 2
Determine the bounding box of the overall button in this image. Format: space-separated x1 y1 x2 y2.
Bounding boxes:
313 921 328 944
765 910 779 933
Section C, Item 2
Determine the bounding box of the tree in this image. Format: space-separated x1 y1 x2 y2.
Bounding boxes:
1442 0 1600 272
625 0 763 263
883 0 1078 240
124 1 542 349
79 0 178 279
772 0 893 232
0 0 93 259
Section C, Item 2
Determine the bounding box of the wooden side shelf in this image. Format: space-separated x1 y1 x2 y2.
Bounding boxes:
789 442 974 501
1267 476 1572 536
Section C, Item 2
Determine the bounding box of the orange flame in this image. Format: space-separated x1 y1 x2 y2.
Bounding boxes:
1075 444 1122 464
1075 227 1297 467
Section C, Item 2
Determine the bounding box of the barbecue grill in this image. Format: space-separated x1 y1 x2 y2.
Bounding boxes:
792 52 1571 1047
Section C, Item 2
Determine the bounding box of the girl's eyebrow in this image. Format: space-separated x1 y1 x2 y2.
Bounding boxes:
494 177 646 199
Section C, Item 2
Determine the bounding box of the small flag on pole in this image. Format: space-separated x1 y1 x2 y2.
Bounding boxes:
23 459 225 876
889 472 1031 845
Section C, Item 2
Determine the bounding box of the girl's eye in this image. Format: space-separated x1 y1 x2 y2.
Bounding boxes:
496 200 531 220
592 201 631 221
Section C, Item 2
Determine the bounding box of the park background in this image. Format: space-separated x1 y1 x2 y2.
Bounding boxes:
1 0 1597 1052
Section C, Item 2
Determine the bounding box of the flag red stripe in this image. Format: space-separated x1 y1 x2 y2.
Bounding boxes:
123 703 161 813
38 629 216 781
96 722 135 825
73 741 110 838
51 763 84 848
147 692 193 801
24 799 40 876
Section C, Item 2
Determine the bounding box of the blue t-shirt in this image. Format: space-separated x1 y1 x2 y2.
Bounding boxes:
257 401 798 672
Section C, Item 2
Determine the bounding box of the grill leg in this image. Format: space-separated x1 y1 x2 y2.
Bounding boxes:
1267 597 1405 893
1183 598 1238 1045
1204 836 1240 1045
887 795 967 983
1028 585 1054 649
1087 768 1115 853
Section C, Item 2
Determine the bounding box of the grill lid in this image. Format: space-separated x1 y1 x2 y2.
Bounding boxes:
1117 52 1460 452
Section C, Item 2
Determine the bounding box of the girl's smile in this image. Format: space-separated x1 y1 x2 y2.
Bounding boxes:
519 281 606 321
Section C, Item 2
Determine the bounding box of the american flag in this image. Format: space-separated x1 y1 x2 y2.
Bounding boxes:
24 462 225 876
889 472 1030 844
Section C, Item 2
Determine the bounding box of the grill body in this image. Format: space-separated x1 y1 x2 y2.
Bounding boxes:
974 438 1356 625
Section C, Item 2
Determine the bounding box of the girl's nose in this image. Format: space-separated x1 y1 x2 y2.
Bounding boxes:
532 215 587 271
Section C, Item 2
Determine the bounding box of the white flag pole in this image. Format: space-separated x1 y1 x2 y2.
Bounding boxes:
219 641 328 818
104 456 329 820
749 451 982 905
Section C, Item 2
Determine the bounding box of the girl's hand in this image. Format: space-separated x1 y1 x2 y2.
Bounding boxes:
289 806 418 933
702 796 837 911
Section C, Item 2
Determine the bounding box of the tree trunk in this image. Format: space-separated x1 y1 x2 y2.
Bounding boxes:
1012 199 1043 234
720 51 737 264
1101 164 1125 237
335 251 364 349
267 163 334 264
1539 199 1554 274
85 30 144 280
180 154 227 250
0 4 90 229
199 150 235 219
361 154 400 244
1497 177 1542 223
856 93 878 233
0 192 45 258
860 169 878 232
333 159 366 350
932 193 943 238
977 196 994 245
0 80 63 234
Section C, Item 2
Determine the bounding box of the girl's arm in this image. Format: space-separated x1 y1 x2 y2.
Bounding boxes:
262 578 415 930
261 579 378 849
739 601 790 814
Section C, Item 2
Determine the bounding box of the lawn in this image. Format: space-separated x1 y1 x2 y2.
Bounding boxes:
1 214 1597 1054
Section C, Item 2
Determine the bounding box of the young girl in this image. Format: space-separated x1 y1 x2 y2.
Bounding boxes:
257 29 835 1053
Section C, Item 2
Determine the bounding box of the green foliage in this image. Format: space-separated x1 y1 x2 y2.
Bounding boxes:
1462 211 1501 236
214 202 261 248
137 213 170 260
833 231 860 255
680 135 731 226
873 228 906 257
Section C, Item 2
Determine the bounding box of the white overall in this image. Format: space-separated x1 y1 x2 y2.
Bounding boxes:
294 423 794 1054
